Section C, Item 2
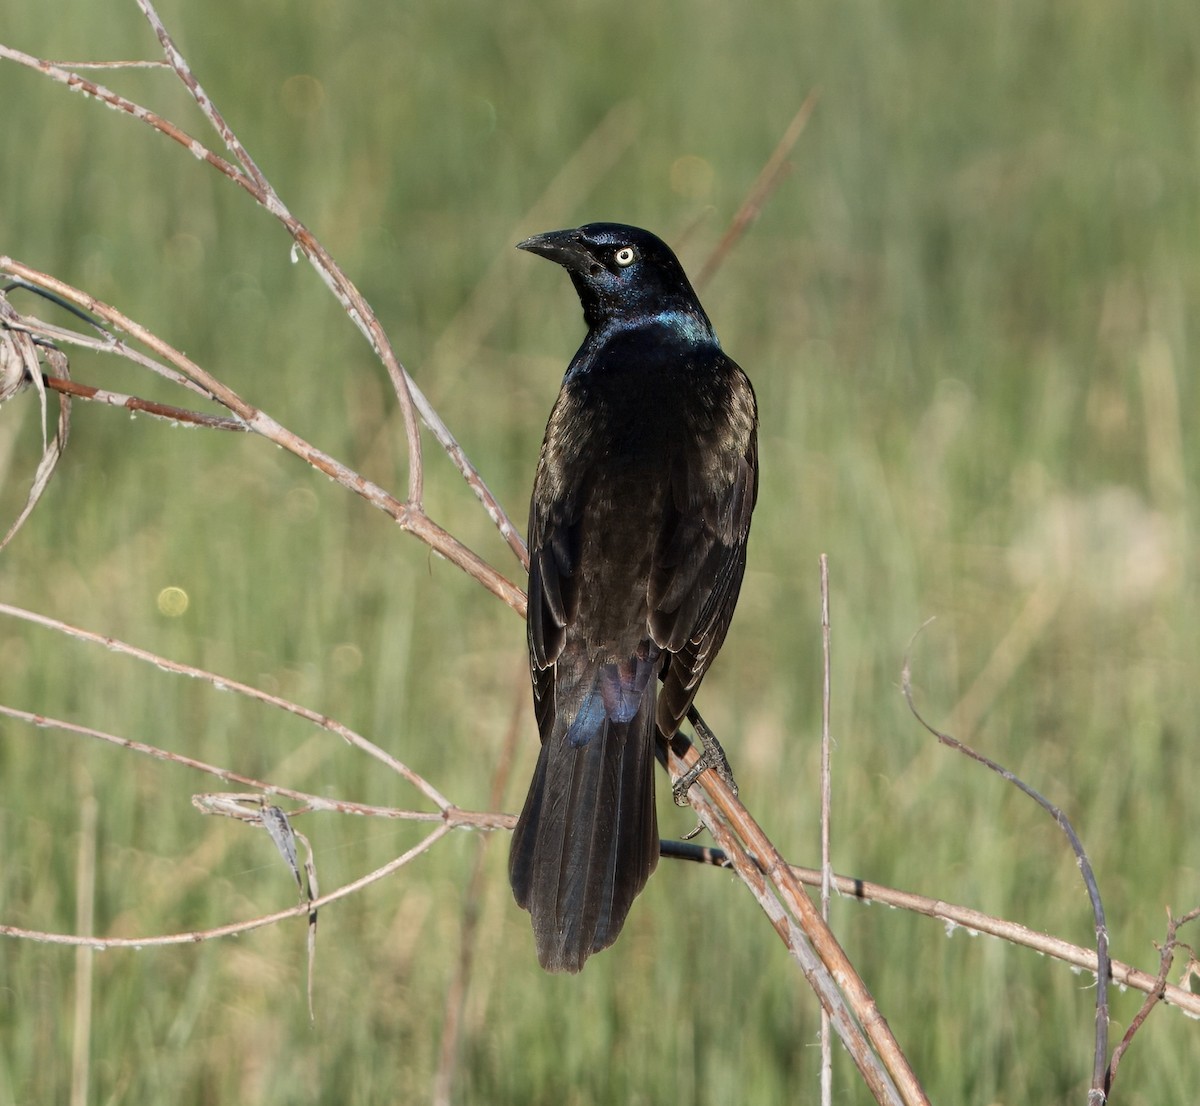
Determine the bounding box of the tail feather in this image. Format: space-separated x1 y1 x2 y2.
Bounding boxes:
509 686 659 973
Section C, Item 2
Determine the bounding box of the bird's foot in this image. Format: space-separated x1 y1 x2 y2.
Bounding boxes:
672 714 739 822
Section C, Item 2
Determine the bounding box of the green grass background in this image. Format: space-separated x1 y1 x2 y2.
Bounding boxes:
2 1 1198 1102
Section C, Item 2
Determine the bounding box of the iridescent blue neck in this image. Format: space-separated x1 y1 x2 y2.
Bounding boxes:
594 306 717 348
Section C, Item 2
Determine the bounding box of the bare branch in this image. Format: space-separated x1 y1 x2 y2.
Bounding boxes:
135 0 273 193
819 554 834 1105
0 601 454 809
666 728 929 1106
1106 905 1200 1094
695 89 820 290
0 44 257 191
45 59 171 70
0 263 527 613
41 375 246 429
902 624 1111 1101
664 842 1200 1019
433 678 527 1106
135 0 425 505
0 823 454 950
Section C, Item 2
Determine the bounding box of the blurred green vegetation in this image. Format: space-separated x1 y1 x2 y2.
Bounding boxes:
2 0 1198 1102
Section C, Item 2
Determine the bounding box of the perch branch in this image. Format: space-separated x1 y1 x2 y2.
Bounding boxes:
666 727 928 1106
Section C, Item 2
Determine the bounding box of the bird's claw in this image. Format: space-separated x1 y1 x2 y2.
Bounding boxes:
671 721 739 807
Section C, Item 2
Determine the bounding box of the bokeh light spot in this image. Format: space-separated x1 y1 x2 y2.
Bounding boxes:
157 586 190 617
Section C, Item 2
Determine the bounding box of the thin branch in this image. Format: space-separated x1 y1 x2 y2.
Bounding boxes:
0 44 257 192
135 0 274 194
409 377 530 570
6 19 526 587
5 293 239 402
43 375 248 430
0 823 454 950
664 739 904 1105
433 676 527 1106
1 28 425 508
70 793 97 1106
902 625 1110 1101
45 59 171 70
1106 905 1200 1094
0 263 527 614
662 842 1200 1019
819 554 833 1105
136 0 425 505
0 602 455 810
2 700 515 837
695 89 820 290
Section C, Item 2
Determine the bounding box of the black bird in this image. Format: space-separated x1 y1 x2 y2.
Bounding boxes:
509 223 758 973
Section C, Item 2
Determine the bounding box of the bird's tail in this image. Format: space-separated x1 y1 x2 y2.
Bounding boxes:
508 679 660 973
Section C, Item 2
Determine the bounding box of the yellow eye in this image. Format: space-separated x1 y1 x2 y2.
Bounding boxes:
614 246 636 267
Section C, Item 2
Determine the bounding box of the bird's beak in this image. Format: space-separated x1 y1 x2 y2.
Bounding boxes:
516 229 592 271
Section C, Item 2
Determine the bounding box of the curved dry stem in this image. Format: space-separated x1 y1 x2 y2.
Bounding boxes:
0 263 527 614
158 0 430 504
0 43 255 190
7 284 245 402
0 702 460 828
0 323 70 551
0 601 455 810
902 625 1111 1100
6 21 525 588
4 309 246 428
0 823 454 951
407 374 530 570
2 25 418 510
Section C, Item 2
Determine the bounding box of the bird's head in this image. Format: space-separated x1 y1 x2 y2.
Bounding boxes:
517 223 713 340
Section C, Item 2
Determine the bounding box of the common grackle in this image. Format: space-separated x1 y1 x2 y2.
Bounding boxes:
509 223 758 973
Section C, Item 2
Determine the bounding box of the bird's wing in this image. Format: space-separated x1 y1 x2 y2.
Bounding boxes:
525 384 590 748
650 365 758 736
527 506 580 672
527 516 579 751
526 376 589 677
